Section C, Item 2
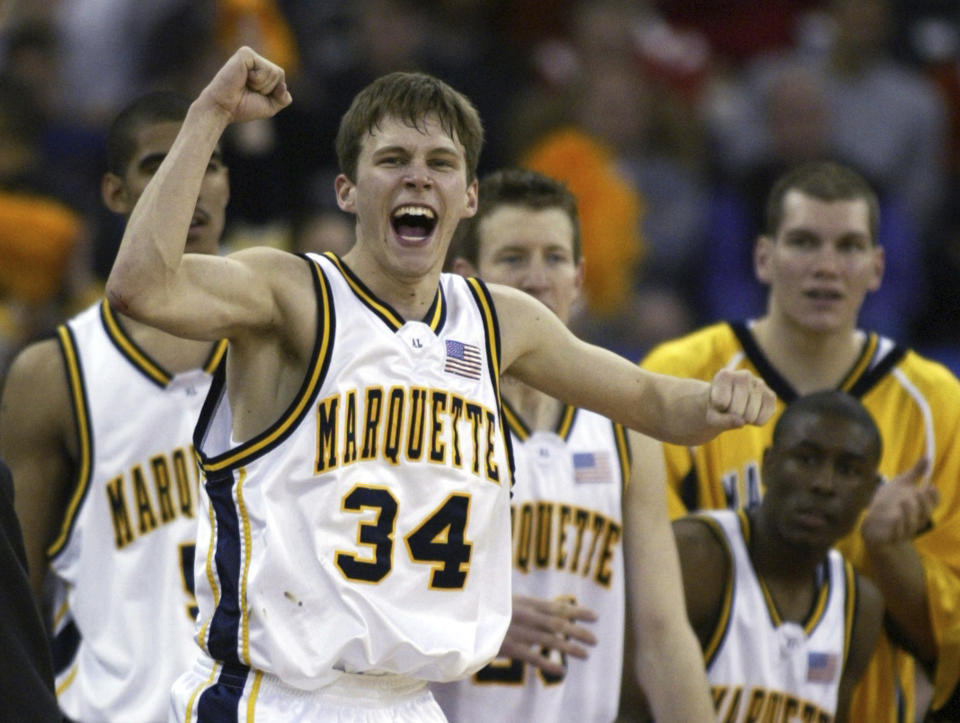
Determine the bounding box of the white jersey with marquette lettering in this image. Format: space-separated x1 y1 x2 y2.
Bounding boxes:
433 402 629 722
190 252 515 692
49 300 224 723
701 510 857 723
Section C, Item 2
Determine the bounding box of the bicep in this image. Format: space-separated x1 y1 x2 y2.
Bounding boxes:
672 517 726 647
496 285 645 423
111 247 307 342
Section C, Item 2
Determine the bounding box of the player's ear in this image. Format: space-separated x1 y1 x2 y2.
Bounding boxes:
866 244 884 292
101 173 130 214
451 257 477 277
755 235 774 284
463 178 478 218
335 174 357 214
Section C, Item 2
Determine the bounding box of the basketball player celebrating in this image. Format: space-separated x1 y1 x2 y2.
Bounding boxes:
105 47 774 721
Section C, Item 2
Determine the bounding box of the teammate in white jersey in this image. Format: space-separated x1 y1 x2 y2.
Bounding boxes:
431 168 713 721
673 391 887 722
104 48 775 721
0 91 229 722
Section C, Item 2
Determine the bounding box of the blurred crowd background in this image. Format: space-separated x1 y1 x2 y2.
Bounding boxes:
2 0 960 377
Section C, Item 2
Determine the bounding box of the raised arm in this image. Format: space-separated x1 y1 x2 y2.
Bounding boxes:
494 285 776 445
105 47 294 342
623 432 715 722
0 340 75 598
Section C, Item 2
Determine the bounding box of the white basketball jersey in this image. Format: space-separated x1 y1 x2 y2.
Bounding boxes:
49 300 225 722
185 254 515 706
700 510 856 723
433 401 629 722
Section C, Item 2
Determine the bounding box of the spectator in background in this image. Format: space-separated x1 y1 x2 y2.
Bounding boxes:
702 61 925 342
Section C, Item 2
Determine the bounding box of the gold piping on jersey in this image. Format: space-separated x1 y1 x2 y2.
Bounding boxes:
101 300 228 386
55 662 79 697
236 468 253 664
842 561 857 668
246 669 264 719
501 400 577 443
699 514 735 665
613 422 630 491
323 251 446 333
49 325 93 558
185 659 220 723
201 260 333 472
197 497 220 655
465 275 516 489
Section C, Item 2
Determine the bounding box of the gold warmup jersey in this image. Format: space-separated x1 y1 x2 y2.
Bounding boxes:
432 401 630 722
177 254 515 719
642 321 960 721
50 300 225 722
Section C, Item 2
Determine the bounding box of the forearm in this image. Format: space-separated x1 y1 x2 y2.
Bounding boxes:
633 621 714 722
106 100 229 316
863 540 936 663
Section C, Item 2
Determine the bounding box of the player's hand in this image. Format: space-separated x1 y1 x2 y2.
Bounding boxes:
198 46 292 124
497 595 597 677
705 369 776 432
861 457 939 546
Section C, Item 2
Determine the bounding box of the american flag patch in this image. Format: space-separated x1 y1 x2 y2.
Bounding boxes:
807 652 838 683
573 451 612 483
444 339 482 380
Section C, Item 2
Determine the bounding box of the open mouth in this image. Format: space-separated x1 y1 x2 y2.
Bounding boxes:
391 205 437 242
804 289 842 301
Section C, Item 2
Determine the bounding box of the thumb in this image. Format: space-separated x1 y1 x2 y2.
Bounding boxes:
904 457 930 486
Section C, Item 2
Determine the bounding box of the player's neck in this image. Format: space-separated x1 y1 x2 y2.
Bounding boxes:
501 376 564 431
341 246 443 322
113 309 218 374
751 316 865 395
748 509 824 623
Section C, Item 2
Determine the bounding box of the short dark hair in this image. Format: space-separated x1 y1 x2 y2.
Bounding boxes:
334 71 484 183
451 167 581 267
773 390 882 462
764 161 880 242
105 91 192 175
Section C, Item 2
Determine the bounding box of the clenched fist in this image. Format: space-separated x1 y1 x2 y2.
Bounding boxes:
706 368 776 431
196 46 292 125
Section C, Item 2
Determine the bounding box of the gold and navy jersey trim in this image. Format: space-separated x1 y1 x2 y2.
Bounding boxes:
195 257 335 473
732 322 907 403
48 324 94 559
697 513 735 667
465 275 515 488
842 561 857 670
612 422 631 491
501 399 577 443
322 251 447 333
847 341 907 398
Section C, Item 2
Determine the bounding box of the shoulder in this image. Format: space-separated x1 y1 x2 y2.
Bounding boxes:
0 337 71 441
673 514 727 566
641 322 738 376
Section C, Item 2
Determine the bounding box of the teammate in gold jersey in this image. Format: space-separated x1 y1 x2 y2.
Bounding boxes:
639 161 957 721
